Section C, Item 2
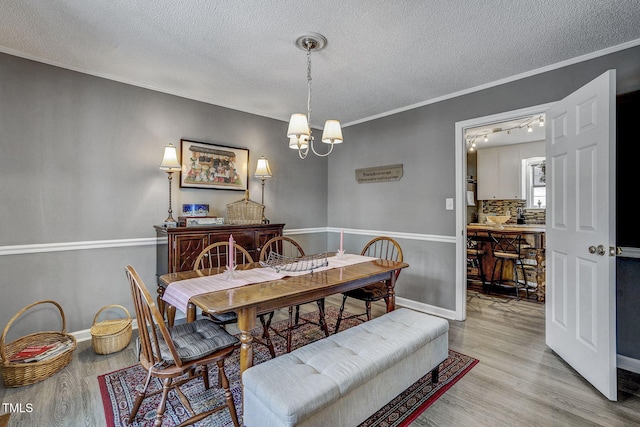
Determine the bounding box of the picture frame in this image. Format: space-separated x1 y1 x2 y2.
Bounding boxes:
179 139 249 191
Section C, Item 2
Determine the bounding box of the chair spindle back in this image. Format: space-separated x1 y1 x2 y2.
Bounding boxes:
259 236 305 261
361 236 404 279
125 265 182 367
195 242 254 269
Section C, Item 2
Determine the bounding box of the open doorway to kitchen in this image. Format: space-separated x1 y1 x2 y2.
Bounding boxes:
465 114 546 300
454 103 552 321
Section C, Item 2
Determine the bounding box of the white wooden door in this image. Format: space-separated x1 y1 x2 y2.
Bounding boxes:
545 70 617 400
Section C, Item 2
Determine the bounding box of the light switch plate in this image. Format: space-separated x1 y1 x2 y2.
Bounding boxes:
445 198 454 210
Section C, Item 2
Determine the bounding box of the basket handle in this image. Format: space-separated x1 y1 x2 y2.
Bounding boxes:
92 304 131 326
1 300 66 363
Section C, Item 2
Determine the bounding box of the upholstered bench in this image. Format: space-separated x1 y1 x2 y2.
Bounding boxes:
242 308 449 427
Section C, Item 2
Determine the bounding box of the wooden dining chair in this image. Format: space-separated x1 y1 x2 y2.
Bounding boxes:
259 236 329 353
124 265 240 427
334 236 403 334
194 241 276 358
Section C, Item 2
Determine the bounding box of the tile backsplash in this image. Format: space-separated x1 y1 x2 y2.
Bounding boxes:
479 200 545 224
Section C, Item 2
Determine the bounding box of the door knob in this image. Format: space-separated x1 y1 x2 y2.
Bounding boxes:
610 246 622 256
588 245 607 256
589 246 596 254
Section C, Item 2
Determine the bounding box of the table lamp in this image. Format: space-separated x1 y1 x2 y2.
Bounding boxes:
159 143 182 225
254 156 272 223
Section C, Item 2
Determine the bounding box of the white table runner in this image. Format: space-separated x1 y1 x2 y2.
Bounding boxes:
162 253 377 312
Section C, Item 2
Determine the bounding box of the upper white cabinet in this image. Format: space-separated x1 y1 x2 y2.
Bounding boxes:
477 141 545 200
477 149 500 199
497 146 523 199
477 145 522 199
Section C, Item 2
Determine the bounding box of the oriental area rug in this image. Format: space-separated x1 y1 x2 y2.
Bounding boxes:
99 307 478 427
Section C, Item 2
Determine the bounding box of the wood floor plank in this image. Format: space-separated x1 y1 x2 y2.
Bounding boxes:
1 292 639 426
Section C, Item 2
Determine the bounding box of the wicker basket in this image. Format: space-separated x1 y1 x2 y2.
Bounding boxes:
90 305 132 355
1 300 77 387
226 198 264 225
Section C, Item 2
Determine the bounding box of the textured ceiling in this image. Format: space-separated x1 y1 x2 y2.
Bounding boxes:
1 0 639 130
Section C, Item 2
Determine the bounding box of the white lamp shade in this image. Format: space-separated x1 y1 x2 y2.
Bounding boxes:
254 156 272 178
287 114 310 138
289 135 309 150
159 143 181 171
321 120 343 144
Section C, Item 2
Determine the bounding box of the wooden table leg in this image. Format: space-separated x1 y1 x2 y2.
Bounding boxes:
386 273 397 313
157 285 167 323
186 303 197 323
166 304 176 328
237 307 256 374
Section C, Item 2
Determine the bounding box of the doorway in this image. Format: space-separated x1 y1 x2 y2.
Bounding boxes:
466 114 546 299
454 103 553 321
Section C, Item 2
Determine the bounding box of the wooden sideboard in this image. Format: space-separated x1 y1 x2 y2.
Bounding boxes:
154 223 284 320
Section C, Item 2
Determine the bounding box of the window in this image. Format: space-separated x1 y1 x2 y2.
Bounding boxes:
525 157 546 209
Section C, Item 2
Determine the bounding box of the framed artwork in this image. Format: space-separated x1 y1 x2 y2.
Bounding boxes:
179 139 249 191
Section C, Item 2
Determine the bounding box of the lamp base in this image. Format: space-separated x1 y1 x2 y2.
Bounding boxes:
162 220 177 228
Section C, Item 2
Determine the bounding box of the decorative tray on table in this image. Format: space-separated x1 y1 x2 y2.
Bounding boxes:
259 252 328 273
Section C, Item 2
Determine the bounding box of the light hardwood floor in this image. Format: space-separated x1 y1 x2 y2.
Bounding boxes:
1 293 639 426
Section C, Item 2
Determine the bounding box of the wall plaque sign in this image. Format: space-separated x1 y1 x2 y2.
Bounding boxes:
355 164 403 183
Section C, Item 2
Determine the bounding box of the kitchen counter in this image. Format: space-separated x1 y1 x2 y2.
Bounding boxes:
468 223 545 233
467 223 546 302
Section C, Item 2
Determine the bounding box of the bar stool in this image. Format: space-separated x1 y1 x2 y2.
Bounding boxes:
466 231 487 291
487 231 529 300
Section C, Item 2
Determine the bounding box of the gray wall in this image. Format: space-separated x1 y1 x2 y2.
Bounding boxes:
2 43 640 359
0 53 327 339
327 44 640 357
617 258 640 359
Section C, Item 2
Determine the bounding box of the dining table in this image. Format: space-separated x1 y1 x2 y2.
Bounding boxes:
159 253 409 373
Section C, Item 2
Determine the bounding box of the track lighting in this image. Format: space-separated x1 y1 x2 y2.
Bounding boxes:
466 114 546 152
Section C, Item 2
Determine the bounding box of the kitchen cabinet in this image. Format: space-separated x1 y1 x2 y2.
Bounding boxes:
477 145 524 200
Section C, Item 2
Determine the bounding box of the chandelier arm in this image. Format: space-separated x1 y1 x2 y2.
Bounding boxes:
298 143 309 159
310 140 334 157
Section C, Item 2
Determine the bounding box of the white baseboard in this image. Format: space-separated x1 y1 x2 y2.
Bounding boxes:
617 354 640 374
72 319 139 343
395 296 457 320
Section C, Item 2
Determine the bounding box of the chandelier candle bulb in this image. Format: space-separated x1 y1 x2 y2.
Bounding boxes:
287 114 310 139
322 120 343 144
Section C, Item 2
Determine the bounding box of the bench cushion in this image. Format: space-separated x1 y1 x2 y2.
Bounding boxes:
242 308 448 426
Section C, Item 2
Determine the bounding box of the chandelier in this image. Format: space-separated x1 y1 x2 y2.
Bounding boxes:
287 33 343 159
